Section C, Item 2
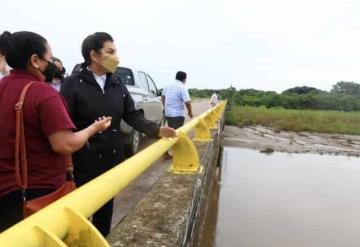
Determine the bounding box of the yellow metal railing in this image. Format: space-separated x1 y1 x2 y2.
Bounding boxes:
0 101 226 247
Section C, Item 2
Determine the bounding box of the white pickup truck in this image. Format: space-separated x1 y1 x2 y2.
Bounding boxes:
113 66 164 156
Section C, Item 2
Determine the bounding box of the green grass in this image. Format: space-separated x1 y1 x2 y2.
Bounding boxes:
226 105 360 135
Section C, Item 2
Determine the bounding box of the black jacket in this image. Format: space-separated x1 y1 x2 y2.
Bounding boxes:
61 66 159 185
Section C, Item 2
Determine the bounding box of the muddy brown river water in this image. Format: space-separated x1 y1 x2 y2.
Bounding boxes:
200 147 360 247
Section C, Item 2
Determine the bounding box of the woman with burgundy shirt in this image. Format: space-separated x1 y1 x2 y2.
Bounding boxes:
0 31 112 232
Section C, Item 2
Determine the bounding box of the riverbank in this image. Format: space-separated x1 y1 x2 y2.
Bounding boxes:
226 106 360 135
223 125 360 157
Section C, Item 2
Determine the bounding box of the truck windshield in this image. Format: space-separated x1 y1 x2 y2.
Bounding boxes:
113 67 135 85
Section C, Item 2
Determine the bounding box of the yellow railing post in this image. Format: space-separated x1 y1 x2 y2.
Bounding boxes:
33 226 67 247
63 208 108 247
171 131 200 174
207 111 218 129
194 119 211 142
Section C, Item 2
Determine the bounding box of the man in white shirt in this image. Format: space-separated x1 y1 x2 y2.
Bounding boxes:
210 91 220 107
161 71 192 159
161 71 193 129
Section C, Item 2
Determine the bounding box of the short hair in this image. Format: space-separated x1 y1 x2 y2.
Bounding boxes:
81 32 113 66
175 71 187 82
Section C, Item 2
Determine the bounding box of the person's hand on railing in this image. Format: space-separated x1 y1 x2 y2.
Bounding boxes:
159 127 177 138
92 116 112 133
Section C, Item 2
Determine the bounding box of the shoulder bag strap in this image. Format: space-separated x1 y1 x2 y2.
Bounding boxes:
15 81 36 190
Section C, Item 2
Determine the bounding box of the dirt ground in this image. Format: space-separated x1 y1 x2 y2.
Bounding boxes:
223 125 360 157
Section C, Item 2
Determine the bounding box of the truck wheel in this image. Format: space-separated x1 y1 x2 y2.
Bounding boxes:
125 130 141 157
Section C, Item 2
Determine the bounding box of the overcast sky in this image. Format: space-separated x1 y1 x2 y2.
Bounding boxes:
2 0 360 92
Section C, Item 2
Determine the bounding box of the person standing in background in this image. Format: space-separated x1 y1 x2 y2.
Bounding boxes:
210 91 219 107
49 57 66 92
161 71 193 129
161 71 192 159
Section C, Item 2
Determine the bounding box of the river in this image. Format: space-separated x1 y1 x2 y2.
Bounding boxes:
199 147 360 247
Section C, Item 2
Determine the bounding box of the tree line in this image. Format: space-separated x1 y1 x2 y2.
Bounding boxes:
189 81 360 112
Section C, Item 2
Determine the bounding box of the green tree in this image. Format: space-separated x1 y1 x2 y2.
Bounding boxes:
331 81 360 95
282 86 324 94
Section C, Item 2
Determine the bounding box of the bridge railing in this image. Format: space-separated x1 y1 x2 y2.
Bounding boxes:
0 101 227 247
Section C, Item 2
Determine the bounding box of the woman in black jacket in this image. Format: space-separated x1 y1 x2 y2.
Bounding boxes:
61 32 176 236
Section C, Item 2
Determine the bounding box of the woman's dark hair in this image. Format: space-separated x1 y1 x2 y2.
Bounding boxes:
51 56 66 79
81 32 113 66
175 71 187 82
51 56 63 66
0 31 48 70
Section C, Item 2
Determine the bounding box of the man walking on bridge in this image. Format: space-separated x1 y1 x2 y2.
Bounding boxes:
210 91 220 107
161 71 192 159
161 71 193 129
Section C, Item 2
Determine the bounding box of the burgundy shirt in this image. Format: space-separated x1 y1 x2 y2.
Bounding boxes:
0 70 75 197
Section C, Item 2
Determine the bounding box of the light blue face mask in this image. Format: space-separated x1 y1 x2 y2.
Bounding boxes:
0 59 10 79
50 81 61 92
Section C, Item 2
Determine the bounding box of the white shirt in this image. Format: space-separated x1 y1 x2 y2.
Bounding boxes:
162 80 191 117
210 93 219 105
93 73 107 91
50 82 61 92
87 67 106 91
